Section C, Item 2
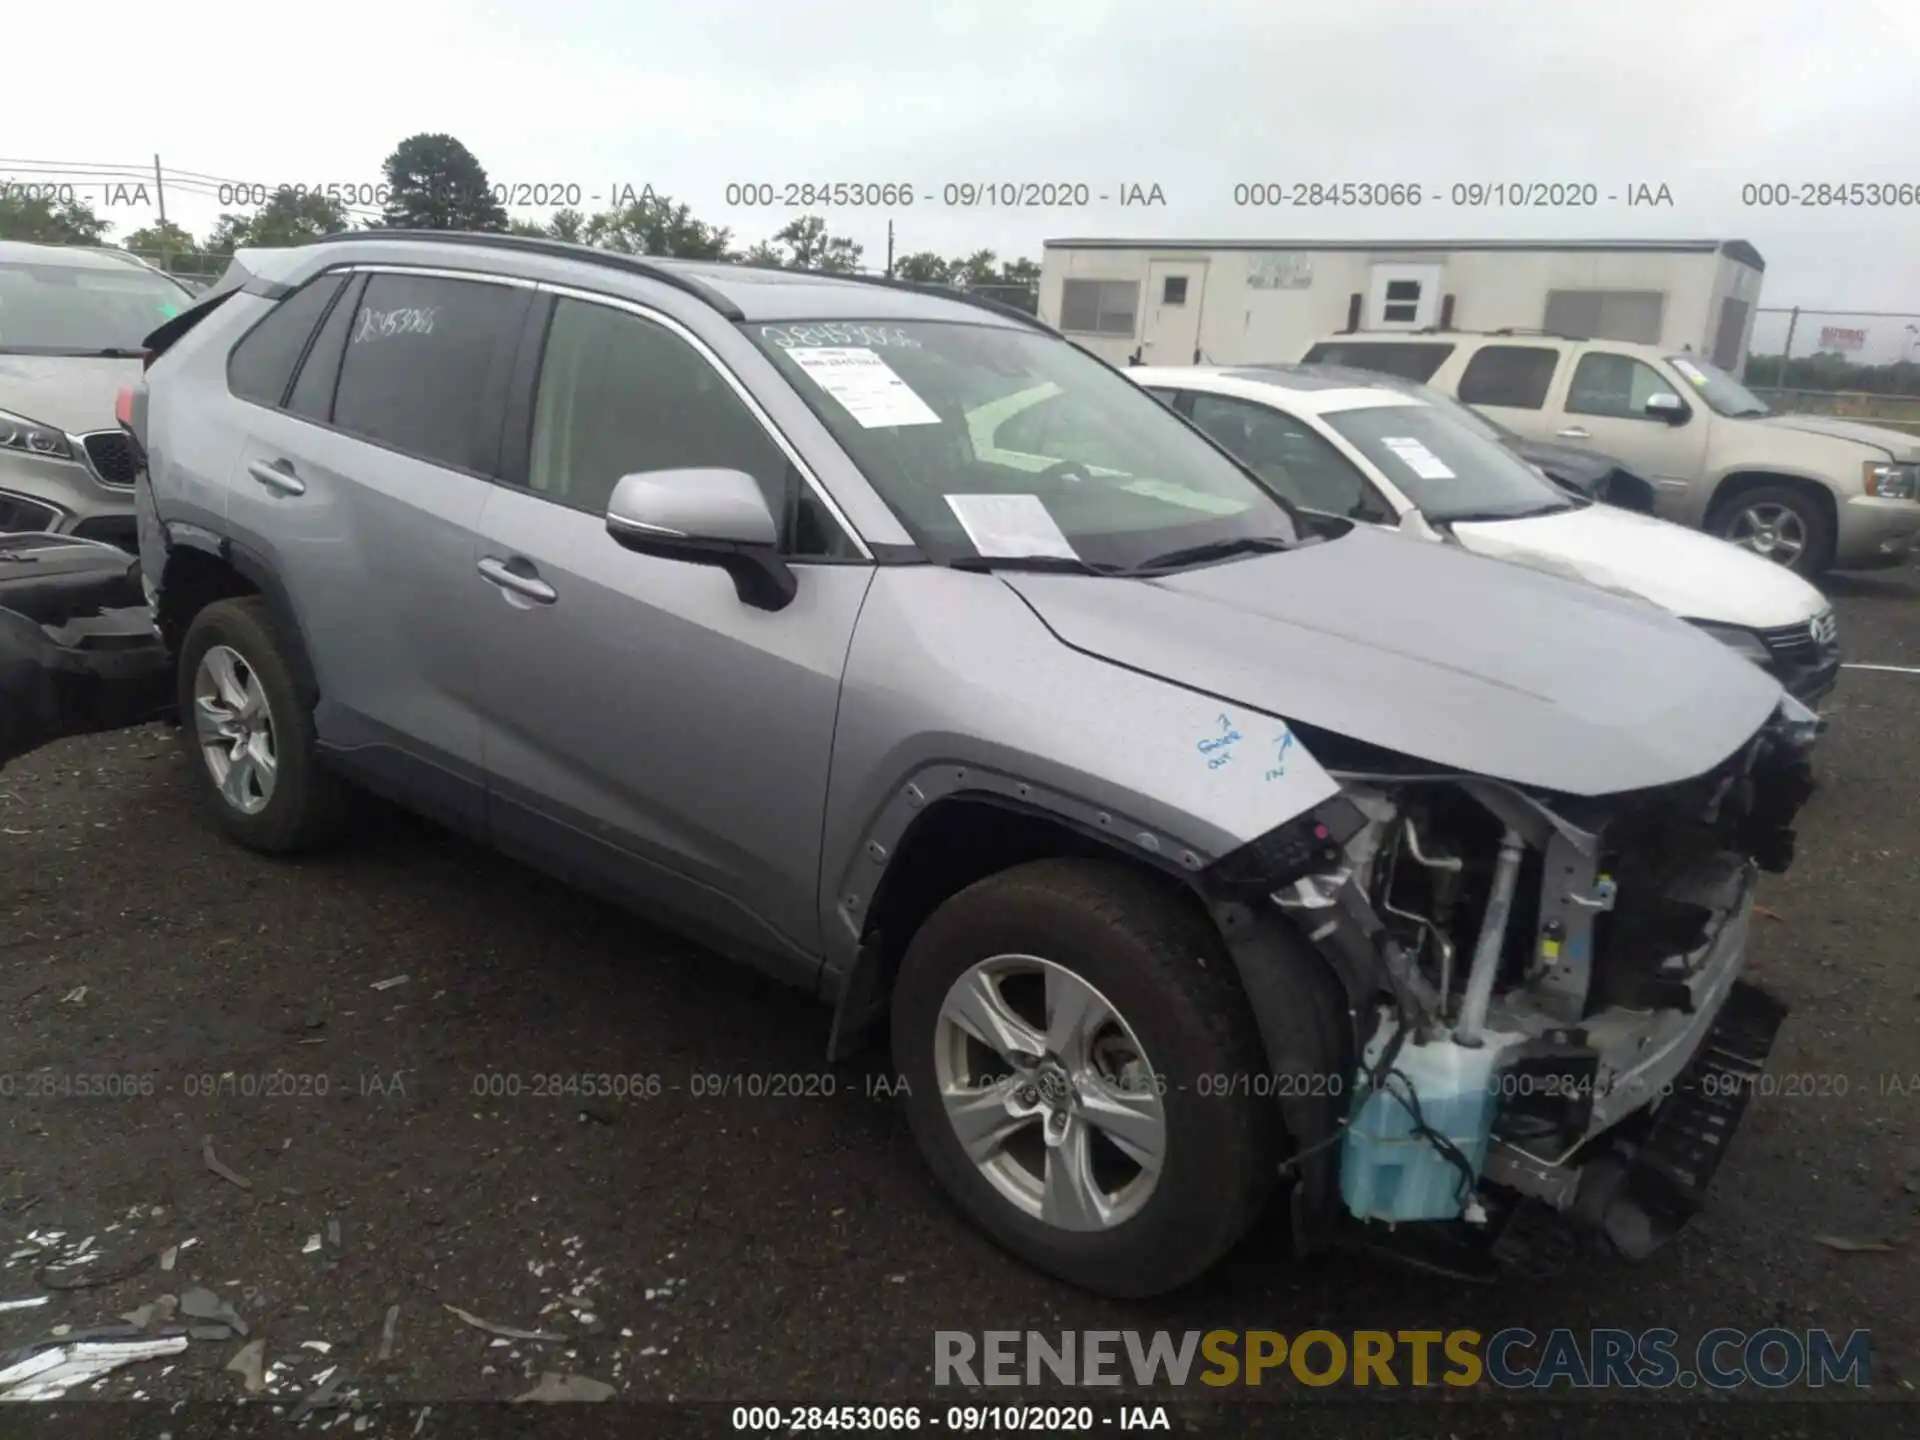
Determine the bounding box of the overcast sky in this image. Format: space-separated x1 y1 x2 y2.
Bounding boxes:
6 0 1918 327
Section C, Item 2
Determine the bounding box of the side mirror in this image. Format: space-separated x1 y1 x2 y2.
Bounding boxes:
605 468 796 612
1644 392 1690 424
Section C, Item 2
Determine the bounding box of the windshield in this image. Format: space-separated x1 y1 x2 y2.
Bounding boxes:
1665 353 1771 417
1320 402 1573 523
750 319 1298 569
0 258 189 354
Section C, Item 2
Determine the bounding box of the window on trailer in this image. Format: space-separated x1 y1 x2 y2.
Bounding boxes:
1542 289 1666 345
1059 279 1140 336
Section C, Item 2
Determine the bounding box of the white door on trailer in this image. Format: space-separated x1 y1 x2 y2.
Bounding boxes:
1141 260 1209 363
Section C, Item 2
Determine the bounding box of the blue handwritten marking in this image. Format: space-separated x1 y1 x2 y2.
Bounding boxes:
1262 730 1294 783
1197 713 1244 771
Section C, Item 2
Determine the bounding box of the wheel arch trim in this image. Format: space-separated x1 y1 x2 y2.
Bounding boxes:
160 522 321 708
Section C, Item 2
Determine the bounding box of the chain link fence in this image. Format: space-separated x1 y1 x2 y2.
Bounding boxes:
1745 306 1920 436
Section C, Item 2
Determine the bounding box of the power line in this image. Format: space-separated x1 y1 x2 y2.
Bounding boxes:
0 156 387 219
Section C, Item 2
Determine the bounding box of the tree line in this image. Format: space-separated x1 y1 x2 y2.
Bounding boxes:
1744 350 1920 399
0 133 1040 298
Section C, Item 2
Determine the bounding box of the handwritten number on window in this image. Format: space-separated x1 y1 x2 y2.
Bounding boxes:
352 306 440 344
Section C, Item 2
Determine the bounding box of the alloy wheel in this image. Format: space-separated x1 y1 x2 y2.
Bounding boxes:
1723 501 1808 566
193 644 278 816
932 954 1167 1231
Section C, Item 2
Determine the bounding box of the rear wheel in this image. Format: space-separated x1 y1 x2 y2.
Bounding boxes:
1711 484 1833 577
177 597 349 853
890 858 1277 1297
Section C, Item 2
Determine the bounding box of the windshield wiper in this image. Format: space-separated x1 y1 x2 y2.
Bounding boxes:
949 554 1123 575
1121 534 1294 575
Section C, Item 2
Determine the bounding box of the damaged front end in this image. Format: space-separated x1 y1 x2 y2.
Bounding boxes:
1207 695 1820 1277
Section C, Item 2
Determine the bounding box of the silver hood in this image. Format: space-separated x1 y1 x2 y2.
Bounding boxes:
0 354 140 435
1756 412 1920 460
1003 526 1785 797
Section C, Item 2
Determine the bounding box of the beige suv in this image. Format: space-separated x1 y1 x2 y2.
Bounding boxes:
1303 331 1920 577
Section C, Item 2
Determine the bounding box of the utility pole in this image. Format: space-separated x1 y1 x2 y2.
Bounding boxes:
885 220 894 279
153 154 170 273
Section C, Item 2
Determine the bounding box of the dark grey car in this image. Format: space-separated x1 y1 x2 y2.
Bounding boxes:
0 242 194 549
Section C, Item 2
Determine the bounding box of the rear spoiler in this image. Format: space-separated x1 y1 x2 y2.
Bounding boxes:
138 252 275 369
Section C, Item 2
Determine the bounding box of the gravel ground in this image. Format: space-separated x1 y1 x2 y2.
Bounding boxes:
1 567 1916 1428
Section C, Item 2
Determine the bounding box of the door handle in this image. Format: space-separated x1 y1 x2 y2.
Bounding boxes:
246 459 305 495
1556 426 1592 440
477 556 557 604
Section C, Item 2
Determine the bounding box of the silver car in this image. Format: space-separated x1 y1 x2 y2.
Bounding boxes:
1 242 194 549
126 231 1818 1296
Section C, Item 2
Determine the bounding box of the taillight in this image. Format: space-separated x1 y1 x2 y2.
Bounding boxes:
115 387 135 428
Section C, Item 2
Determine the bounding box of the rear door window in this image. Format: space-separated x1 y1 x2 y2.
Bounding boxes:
1456 345 1560 409
1300 341 1455 382
330 273 528 474
226 273 349 408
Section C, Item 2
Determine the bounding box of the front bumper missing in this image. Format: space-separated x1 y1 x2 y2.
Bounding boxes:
1341 979 1787 1278
1571 980 1788 1259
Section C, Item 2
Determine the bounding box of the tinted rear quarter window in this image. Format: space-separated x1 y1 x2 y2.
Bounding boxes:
287 274 365 422
226 274 349 407
1300 341 1454 382
1455 345 1561 409
331 274 524 473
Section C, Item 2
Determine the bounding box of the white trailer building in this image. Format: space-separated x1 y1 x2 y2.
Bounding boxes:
1039 238 1765 375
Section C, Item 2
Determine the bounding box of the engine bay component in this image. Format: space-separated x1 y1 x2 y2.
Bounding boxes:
1236 696 1817 1250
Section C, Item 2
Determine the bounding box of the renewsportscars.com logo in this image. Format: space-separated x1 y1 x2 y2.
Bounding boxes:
934 1328 1872 1391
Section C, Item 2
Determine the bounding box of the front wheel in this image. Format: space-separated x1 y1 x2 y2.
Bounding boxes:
1711 484 1833 577
890 859 1278 1297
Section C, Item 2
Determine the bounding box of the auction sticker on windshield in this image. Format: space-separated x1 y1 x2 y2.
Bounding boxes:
785 346 941 428
1380 436 1456 480
945 494 1079 559
1670 357 1710 387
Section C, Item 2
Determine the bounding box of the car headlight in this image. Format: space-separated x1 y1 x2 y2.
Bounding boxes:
0 409 76 463
1690 621 1772 665
1864 461 1918 500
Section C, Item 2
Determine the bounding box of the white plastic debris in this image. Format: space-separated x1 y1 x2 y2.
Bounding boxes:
301 1341 332 1354
0 1298 48 1313
370 975 410 991
301 1235 322 1255
0 1336 188 1401
59 986 86 1005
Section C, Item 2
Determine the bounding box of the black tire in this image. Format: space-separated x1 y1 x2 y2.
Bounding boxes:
176 596 350 854
1709 483 1834 577
890 858 1278 1297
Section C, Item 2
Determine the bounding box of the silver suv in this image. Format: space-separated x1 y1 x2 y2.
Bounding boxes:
1 242 195 549
126 232 1818 1296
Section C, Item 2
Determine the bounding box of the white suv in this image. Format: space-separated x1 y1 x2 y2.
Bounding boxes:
1302 331 1920 577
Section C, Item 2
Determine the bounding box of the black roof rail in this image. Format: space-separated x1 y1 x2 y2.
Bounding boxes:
304 229 747 320
798 270 1056 333
1487 326 1584 341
